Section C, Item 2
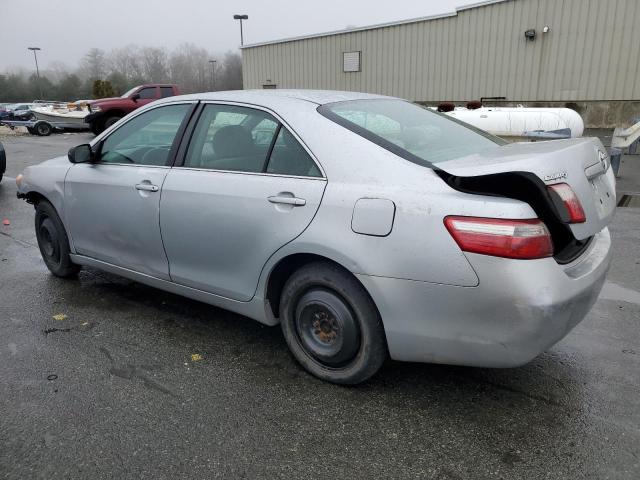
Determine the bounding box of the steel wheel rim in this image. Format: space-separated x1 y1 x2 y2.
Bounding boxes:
294 289 361 367
39 216 60 264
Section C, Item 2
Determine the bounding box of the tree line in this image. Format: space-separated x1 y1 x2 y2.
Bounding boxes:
0 43 243 103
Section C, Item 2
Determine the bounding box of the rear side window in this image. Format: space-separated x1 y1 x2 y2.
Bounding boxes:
267 128 321 177
318 99 504 167
184 104 321 177
160 87 175 98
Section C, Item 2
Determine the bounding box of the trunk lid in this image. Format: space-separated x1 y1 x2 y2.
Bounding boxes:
436 137 616 240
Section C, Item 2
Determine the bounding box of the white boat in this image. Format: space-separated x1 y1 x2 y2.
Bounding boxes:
438 106 584 141
30 105 90 130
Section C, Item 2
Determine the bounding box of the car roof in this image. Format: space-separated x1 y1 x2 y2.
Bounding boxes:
158 89 394 107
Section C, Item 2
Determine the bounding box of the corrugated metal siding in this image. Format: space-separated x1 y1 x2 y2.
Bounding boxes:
242 0 640 101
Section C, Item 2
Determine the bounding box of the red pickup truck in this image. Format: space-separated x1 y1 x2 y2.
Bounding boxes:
85 84 180 134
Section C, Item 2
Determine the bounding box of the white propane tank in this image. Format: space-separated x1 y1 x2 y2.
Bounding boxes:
443 106 584 138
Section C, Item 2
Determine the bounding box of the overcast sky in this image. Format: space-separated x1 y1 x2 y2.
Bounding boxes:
0 0 476 72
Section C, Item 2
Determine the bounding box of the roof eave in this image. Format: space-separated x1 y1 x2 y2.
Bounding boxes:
240 0 508 50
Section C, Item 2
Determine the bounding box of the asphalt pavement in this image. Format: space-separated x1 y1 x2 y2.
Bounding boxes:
0 132 639 479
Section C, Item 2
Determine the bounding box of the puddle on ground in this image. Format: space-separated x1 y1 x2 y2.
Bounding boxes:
599 281 640 305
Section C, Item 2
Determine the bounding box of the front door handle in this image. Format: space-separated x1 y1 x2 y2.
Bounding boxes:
268 195 306 206
135 183 159 192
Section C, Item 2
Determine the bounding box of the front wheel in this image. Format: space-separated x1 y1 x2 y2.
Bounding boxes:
103 115 122 130
35 201 80 278
280 262 387 384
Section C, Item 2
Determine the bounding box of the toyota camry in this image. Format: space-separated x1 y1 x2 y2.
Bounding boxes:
16 90 615 384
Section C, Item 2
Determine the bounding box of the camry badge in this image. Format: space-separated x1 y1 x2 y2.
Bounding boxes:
543 171 567 182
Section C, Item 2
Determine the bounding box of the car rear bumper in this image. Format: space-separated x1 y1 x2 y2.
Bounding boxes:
357 228 612 367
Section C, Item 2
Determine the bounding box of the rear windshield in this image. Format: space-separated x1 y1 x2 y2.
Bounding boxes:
318 99 504 167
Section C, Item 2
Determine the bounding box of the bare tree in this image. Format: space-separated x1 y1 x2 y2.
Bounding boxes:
108 45 145 83
141 47 169 83
217 51 243 90
1 43 244 102
168 43 210 93
78 48 107 81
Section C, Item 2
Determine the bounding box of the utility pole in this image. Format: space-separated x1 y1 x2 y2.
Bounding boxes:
233 15 249 46
209 60 217 91
27 47 43 100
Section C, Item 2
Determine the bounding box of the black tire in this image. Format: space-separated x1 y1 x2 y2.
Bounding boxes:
89 121 103 135
35 122 52 136
280 262 387 384
35 201 80 278
103 115 122 130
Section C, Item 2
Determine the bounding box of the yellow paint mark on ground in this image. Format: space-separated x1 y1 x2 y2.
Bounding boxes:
52 314 67 321
190 353 203 362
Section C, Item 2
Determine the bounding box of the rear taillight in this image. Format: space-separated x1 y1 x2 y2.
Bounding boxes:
547 183 586 223
444 216 554 260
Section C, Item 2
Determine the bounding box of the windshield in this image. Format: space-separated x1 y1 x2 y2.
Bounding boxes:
318 99 505 167
121 87 139 98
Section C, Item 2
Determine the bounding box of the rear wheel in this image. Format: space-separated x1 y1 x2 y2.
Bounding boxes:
280 262 387 384
35 122 52 136
35 201 80 278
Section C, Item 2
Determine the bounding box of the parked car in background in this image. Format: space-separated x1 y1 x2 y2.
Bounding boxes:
0 141 6 183
16 90 615 384
1 103 36 121
84 84 180 135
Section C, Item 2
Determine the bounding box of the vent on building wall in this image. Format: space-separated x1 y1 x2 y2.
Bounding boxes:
343 51 361 72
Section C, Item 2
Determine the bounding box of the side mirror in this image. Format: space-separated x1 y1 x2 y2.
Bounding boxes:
68 144 94 164
131 93 140 102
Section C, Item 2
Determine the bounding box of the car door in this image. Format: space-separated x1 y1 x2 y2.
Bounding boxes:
64 102 194 279
160 102 327 301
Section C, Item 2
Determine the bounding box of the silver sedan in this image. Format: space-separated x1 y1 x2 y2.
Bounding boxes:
16 90 615 384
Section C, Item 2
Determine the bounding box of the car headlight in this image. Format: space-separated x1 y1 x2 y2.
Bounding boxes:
90 105 101 112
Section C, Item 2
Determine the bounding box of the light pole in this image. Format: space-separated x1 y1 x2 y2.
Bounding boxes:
209 60 217 91
233 14 249 46
28 47 43 100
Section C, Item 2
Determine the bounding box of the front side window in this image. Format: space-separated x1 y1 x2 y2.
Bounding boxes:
99 104 190 166
137 87 157 99
318 99 504 166
184 104 321 177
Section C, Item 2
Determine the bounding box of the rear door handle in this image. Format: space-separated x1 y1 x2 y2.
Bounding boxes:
268 195 306 206
135 183 159 192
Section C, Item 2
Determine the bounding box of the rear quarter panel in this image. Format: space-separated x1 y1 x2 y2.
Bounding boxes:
256 104 537 288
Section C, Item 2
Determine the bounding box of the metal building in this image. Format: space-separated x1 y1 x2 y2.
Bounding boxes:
241 0 640 127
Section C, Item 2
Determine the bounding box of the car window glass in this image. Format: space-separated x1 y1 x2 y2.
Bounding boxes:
336 110 403 147
184 104 278 173
99 104 190 166
319 99 504 166
266 128 322 177
160 87 174 98
138 87 157 99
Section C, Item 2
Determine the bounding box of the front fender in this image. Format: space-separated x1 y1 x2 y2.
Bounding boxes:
17 156 74 251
